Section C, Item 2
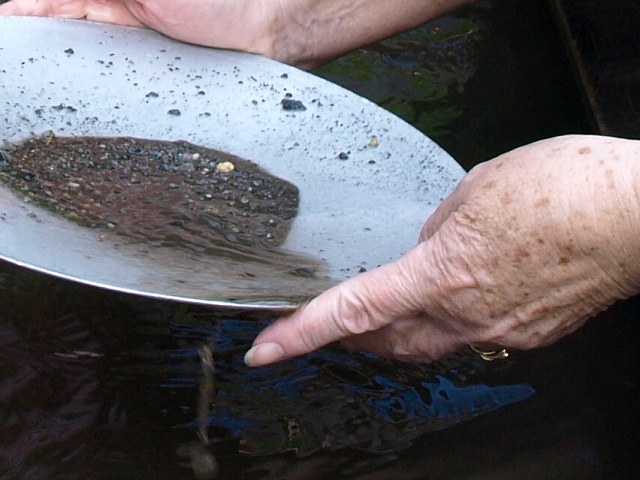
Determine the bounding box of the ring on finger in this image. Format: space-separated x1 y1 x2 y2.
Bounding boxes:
469 345 509 361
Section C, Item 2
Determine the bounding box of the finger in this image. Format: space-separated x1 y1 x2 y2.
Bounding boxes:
0 0 142 25
0 0 50 16
340 316 462 363
0 0 89 18
244 248 427 367
84 0 143 26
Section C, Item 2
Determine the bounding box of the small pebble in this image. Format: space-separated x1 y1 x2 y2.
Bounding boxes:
216 161 235 173
281 98 306 111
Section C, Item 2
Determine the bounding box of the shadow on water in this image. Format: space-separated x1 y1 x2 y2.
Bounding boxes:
1 0 639 479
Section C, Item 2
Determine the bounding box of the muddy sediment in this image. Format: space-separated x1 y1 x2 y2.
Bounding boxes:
0 135 325 279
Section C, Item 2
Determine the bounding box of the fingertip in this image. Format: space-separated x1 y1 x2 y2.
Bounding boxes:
244 342 286 367
247 259 426 366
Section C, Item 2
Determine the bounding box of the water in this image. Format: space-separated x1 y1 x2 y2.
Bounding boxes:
2 261 639 479
314 0 592 169
0 263 538 478
2 1 639 479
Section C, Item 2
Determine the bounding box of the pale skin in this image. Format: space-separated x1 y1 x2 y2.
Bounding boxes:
246 135 640 365
3 0 639 366
0 0 475 69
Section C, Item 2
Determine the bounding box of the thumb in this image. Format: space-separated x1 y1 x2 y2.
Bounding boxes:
419 179 468 241
244 249 426 367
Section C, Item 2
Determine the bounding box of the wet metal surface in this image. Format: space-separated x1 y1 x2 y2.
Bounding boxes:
0 16 464 308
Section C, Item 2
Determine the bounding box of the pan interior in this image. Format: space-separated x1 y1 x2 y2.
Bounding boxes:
0 17 464 308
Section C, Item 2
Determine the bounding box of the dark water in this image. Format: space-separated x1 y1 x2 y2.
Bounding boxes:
0 263 540 479
2 263 640 480
314 0 593 169
3 260 638 480
2 1 640 479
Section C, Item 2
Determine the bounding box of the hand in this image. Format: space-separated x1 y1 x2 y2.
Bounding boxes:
0 0 282 61
245 135 640 366
0 0 475 69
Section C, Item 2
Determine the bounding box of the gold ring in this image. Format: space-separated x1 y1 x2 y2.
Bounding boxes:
469 345 509 362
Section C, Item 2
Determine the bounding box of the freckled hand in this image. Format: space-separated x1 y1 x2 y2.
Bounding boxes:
247 135 640 365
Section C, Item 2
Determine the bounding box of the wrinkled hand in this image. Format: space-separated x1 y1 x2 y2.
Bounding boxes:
245 135 640 366
0 0 142 26
0 0 281 61
0 0 476 69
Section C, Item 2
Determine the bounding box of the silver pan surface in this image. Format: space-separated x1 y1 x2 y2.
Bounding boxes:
0 16 464 309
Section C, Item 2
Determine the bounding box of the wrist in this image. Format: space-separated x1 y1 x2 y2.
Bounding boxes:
265 0 477 69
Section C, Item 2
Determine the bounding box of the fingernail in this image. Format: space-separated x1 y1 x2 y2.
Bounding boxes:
244 342 285 367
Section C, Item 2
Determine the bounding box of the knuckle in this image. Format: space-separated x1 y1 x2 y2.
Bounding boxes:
331 288 375 336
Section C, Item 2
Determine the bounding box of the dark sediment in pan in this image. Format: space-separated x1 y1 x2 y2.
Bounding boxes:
0 134 328 284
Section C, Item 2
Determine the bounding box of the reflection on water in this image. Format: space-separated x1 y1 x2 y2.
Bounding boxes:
3 263 639 480
0 262 536 479
315 11 479 139
314 0 592 169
